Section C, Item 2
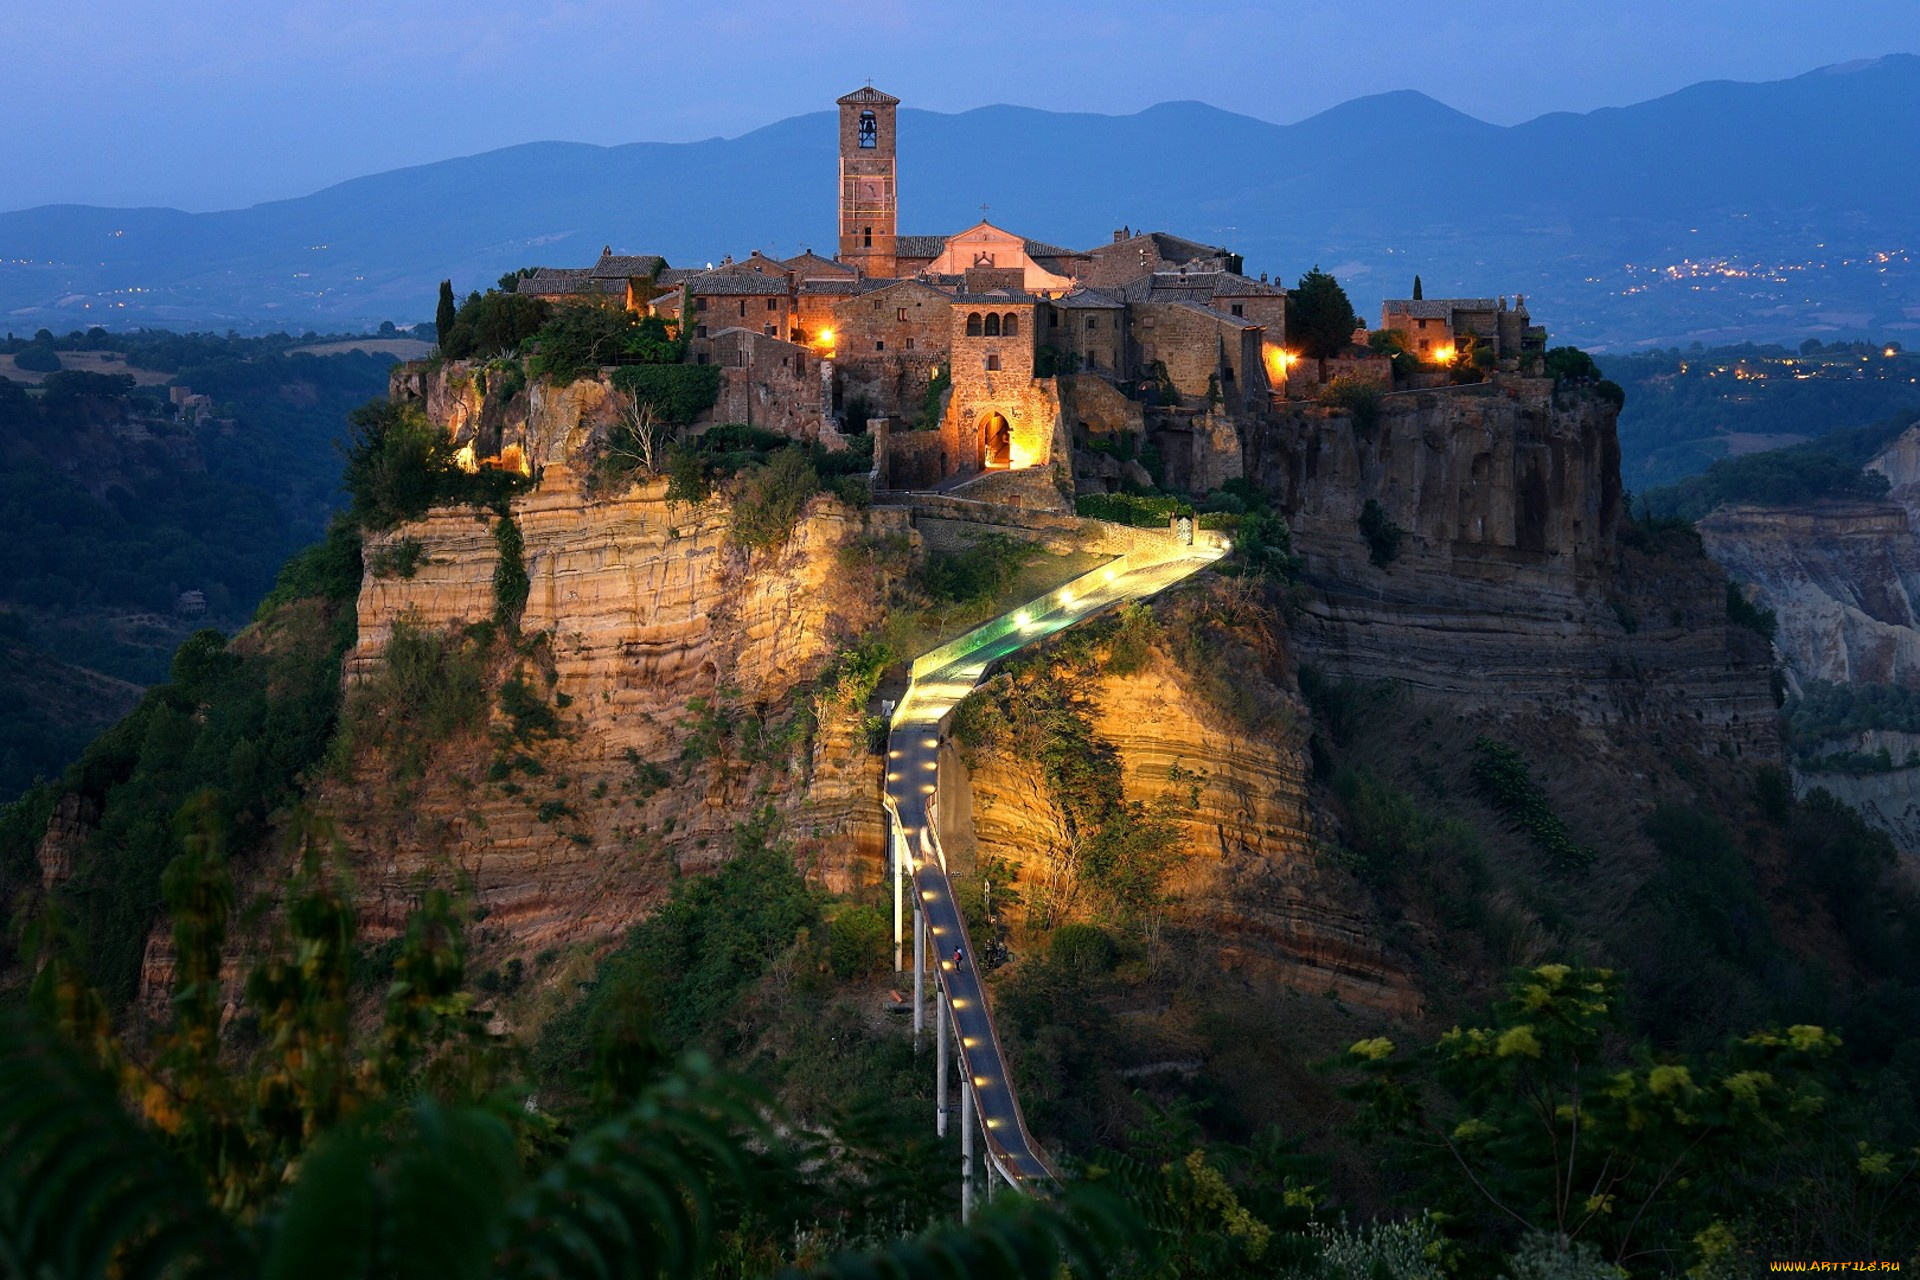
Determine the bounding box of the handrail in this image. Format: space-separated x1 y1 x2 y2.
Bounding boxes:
886 539 1227 1197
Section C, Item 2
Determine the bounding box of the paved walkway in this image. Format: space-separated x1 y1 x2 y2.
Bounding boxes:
883 542 1224 1189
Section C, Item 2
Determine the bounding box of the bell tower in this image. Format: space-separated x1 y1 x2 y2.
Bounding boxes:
837 86 899 278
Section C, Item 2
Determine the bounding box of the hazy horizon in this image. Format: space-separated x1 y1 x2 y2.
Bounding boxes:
5 0 1918 213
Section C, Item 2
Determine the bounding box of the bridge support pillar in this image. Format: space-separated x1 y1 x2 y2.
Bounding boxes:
892 822 905 972
960 1077 976 1223
913 908 925 1049
935 990 949 1137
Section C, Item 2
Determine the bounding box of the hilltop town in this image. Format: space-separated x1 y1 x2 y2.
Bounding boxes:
462 85 1547 508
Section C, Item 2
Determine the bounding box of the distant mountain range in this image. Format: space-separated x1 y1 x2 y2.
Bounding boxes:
4 55 1917 349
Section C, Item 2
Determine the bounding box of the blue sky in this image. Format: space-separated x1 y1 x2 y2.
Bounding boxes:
6 0 1918 212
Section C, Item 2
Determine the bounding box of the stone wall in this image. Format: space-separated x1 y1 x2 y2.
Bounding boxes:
833 280 952 419
706 329 828 441
1131 302 1268 412
1043 303 1126 374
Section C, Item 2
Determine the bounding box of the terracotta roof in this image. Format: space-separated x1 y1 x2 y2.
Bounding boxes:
591 252 666 279
1022 238 1085 261
1139 300 1262 330
1207 272 1286 297
1051 286 1123 309
782 251 856 278
837 86 901 106
1383 298 1499 319
688 271 790 296
799 278 861 295
953 289 1037 305
893 235 948 259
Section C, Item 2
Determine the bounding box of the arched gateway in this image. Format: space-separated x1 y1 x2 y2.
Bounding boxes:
979 413 1011 469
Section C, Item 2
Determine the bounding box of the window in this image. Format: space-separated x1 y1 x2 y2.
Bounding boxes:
1231 304 1244 316
695 326 708 340
875 340 885 351
897 307 907 322
1049 310 1059 328
858 110 876 149
985 353 1000 371
696 297 709 311
984 313 1001 337
1002 313 1018 337
1086 316 1098 331
1417 318 1429 330
765 324 777 337
863 226 872 249
905 337 915 350
737 301 746 317
767 298 778 311
966 312 983 336
1418 338 1430 351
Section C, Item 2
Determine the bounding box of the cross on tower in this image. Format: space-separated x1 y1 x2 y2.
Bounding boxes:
979 203 990 219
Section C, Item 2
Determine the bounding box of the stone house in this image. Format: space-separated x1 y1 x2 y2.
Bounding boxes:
942 289 1057 475
1130 301 1269 412
1378 296 1541 361
1041 287 1126 375
704 328 828 440
832 277 953 418
1086 229 1238 288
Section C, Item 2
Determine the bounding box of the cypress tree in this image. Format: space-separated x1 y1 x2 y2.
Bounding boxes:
435 280 457 347
1413 274 1423 301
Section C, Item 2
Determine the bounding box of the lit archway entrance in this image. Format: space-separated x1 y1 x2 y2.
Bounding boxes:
980 412 1011 469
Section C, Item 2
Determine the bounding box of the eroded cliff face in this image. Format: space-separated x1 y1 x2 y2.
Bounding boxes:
942 589 1421 1015
1698 502 1920 689
322 465 912 963
390 360 624 474
1250 378 1779 757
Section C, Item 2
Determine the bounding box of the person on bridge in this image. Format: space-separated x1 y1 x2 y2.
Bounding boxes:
953 945 966 971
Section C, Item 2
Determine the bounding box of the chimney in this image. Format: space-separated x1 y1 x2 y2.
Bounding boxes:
1114 229 1126 243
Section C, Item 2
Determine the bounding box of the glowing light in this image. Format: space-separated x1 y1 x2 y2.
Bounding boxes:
886 772 900 782
1103 568 1117 582
1262 345 1297 381
1433 343 1457 364
1014 610 1033 630
1058 589 1073 606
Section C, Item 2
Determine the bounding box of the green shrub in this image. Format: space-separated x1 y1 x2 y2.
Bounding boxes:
491 516 528 634
528 306 682 385
826 904 889 979
1075 492 1192 528
610 364 721 425
1358 499 1403 567
342 620 488 782
1319 374 1388 431
12 344 60 373
1048 923 1116 972
1470 738 1594 874
914 534 1035 606
441 290 551 360
728 449 819 553
1726 581 1777 640
367 537 425 580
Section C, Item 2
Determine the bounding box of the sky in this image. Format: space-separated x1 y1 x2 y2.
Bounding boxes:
5 0 1918 213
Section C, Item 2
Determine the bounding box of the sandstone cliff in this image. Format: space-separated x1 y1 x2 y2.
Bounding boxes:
1252 378 1779 758
323 463 912 965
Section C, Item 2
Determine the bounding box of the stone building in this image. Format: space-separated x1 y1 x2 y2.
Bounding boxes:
1041 287 1126 375
1131 302 1269 413
942 288 1057 475
832 278 951 416
838 87 900 279
705 328 828 440
1378 295 1541 360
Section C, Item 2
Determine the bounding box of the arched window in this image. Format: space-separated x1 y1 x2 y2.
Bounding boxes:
966 312 983 336
983 313 1001 337
858 110 876 149
1001 313 1018 337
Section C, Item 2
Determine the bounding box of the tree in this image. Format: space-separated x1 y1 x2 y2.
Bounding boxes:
435 280 457 349
1412 274 1424 301
1287 266 1359 381
1344 964 1845 1272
